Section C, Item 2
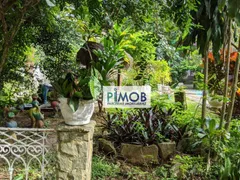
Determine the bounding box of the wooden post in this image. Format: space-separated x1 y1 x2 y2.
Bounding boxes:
201 47 209 128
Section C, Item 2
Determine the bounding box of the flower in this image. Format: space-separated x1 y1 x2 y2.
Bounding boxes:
236 88 240 97
208 52 215 63
230 52 238 62
219 49 238 62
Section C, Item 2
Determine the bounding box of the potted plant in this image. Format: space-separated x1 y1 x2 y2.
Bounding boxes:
53 68 101 125
207 94 224 108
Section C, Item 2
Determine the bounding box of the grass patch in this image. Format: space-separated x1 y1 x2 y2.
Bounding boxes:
186 99 220 119
92 155 120 179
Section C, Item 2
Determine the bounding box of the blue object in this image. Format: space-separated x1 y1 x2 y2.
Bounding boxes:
196 91 203 95
6 120 18 128
42 85 50 104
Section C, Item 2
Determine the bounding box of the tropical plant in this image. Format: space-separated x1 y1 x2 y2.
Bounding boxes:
128 31 156 85
53 68 101 112
217 120 240 179
93 38 124 86
205 50 238 95
146 60 171 88
173 0 240 129
171 155 206 179
102 106 184 146
219 156 240 180
193 118 230 171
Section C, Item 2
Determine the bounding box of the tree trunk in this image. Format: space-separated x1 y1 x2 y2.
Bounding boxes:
0 0 40 75
220 19 231 129
117 69 122 86
0 16 23 75
201 47 209 128
0 42 10 75
225 37 240 131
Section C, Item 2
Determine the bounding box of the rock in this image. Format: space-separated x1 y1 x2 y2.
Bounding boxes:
120 143 159 165
98 138 117 156
158 142 176 160
93 140 99 154
57 171 68 180
60 142 78 156
177 138 189 152
6 120 17 128
57 154 73 172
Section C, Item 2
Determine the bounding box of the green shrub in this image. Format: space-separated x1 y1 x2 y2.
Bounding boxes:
212 120 240 179
155 166 170 179
171 155 206 179
147 60 171 88
103 106 184 146
92 156 120 179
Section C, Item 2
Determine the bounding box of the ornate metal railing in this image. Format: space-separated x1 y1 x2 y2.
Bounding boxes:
0 128 56 180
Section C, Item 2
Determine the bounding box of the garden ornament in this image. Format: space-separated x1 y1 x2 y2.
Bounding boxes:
29 101 44 128
32 93 38 100
6 112 18 143
6 112 18 128
32 94 40 106
51 100 60 118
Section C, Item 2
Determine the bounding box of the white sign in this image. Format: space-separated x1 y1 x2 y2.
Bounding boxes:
103 86 151 108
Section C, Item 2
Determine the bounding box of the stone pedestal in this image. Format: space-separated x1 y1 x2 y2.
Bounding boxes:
56 121 96 180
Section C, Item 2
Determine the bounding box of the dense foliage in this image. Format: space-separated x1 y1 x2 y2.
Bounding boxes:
0 0 240 180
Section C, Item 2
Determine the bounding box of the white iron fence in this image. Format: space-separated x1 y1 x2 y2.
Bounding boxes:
0 128 56 180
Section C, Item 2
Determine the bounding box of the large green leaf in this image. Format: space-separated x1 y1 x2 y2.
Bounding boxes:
68 97 79 112
197 132 206 139
62 80 73 97
89 76 101 99
206 118 217 134
206 28 212 43
46 0 55 7
218 0 227 12
73 91 83 98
